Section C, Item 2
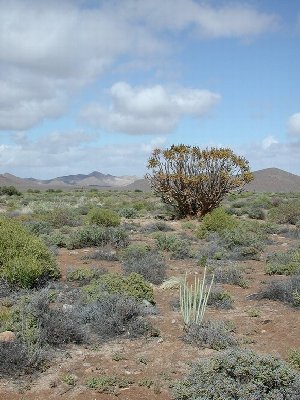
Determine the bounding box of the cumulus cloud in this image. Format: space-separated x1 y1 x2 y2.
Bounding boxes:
287 113 300 136
0 0 277 131
237 135 300 174
0 0 165 131
0 131 166 178
82 82 220 134
261 135 279 149
119 0 278 38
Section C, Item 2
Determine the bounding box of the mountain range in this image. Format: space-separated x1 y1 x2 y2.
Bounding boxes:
0 168 300 192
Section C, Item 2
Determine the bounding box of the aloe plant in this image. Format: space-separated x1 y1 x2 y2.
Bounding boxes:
180 267 214 326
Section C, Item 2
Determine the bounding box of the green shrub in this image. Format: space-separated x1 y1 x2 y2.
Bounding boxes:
265 249 300 275
86 375 133 393
44 207 80 228
85 208 121 227
268 200 300 225
196 207 237 238
0 216 59 288
23 220 52 236
207 287 234 309
0 185 21 196
289 348 300 370
172 348 300 399
206 223 265 260
183 320 237 350
66 226 129 249
82 272 154 303
154 233 193 259
118 207 137 219
66 267 106 283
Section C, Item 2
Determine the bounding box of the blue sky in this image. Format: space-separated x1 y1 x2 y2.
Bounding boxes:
0 0 300 179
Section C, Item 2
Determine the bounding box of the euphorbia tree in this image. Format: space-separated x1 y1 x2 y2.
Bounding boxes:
146 144 253 218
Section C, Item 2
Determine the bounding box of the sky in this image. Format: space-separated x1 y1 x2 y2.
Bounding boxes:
0 0 300 179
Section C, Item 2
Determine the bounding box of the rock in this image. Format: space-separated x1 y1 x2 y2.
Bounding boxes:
157 338 164 343
0 330 16 342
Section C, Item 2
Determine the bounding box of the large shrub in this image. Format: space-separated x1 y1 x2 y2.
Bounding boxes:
196 207 237 238
268 200 300 225
66 226 129 249
82 272 154 303
265 249 300 275
85 208 121 227
146 145 253 218
0 217 59 288
172 348 300 399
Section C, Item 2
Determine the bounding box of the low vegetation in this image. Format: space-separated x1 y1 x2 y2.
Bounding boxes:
1 183 300 399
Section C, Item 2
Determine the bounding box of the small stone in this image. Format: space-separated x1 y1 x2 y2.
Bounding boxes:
261 330 266 333
157 338 164 343
0 330 16 342
171 319 176 324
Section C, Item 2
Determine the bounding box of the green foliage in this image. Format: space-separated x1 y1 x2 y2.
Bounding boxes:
207 222 265 260
0 185 21 196
66 267 106 283
207 287 234 309
118 207 138 219
268 200 300 225
66 226 129 249
0 216 59 288
180 268 214 326
146 144 253 218
82 272 154 303
86 375 133 393
85 207 121 227
44 207 80 228
154 232 194 259
172 348 300 400
289 348 300 370
265 249 300 275
196 207 237 238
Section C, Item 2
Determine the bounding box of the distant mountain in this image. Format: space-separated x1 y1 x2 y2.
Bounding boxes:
123 168 300 193
245 168 300 193
0 171 138 189
1 168 299 192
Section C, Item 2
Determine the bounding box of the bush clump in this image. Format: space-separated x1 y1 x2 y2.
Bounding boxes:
265 249 300 275
183 320 237 350
206 223 265 260
82 294 152 341
196 207 237 238
66 226 129 249
259 274 300 307
0 216 60 288
0 340 45 377
172 348 300 400
121 244 166 284
85 208 121 227
268 200 300 225
82 272 154 303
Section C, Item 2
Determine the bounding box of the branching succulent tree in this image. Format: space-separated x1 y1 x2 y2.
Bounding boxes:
146 144 253 218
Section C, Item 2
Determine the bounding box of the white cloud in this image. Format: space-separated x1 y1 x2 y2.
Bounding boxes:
237 135 300 174
287 113 300 136
0 0 277 131
82 82 221 134
119 0 278 38
0 0 165 131
262 135 279 149
0 131 165 178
